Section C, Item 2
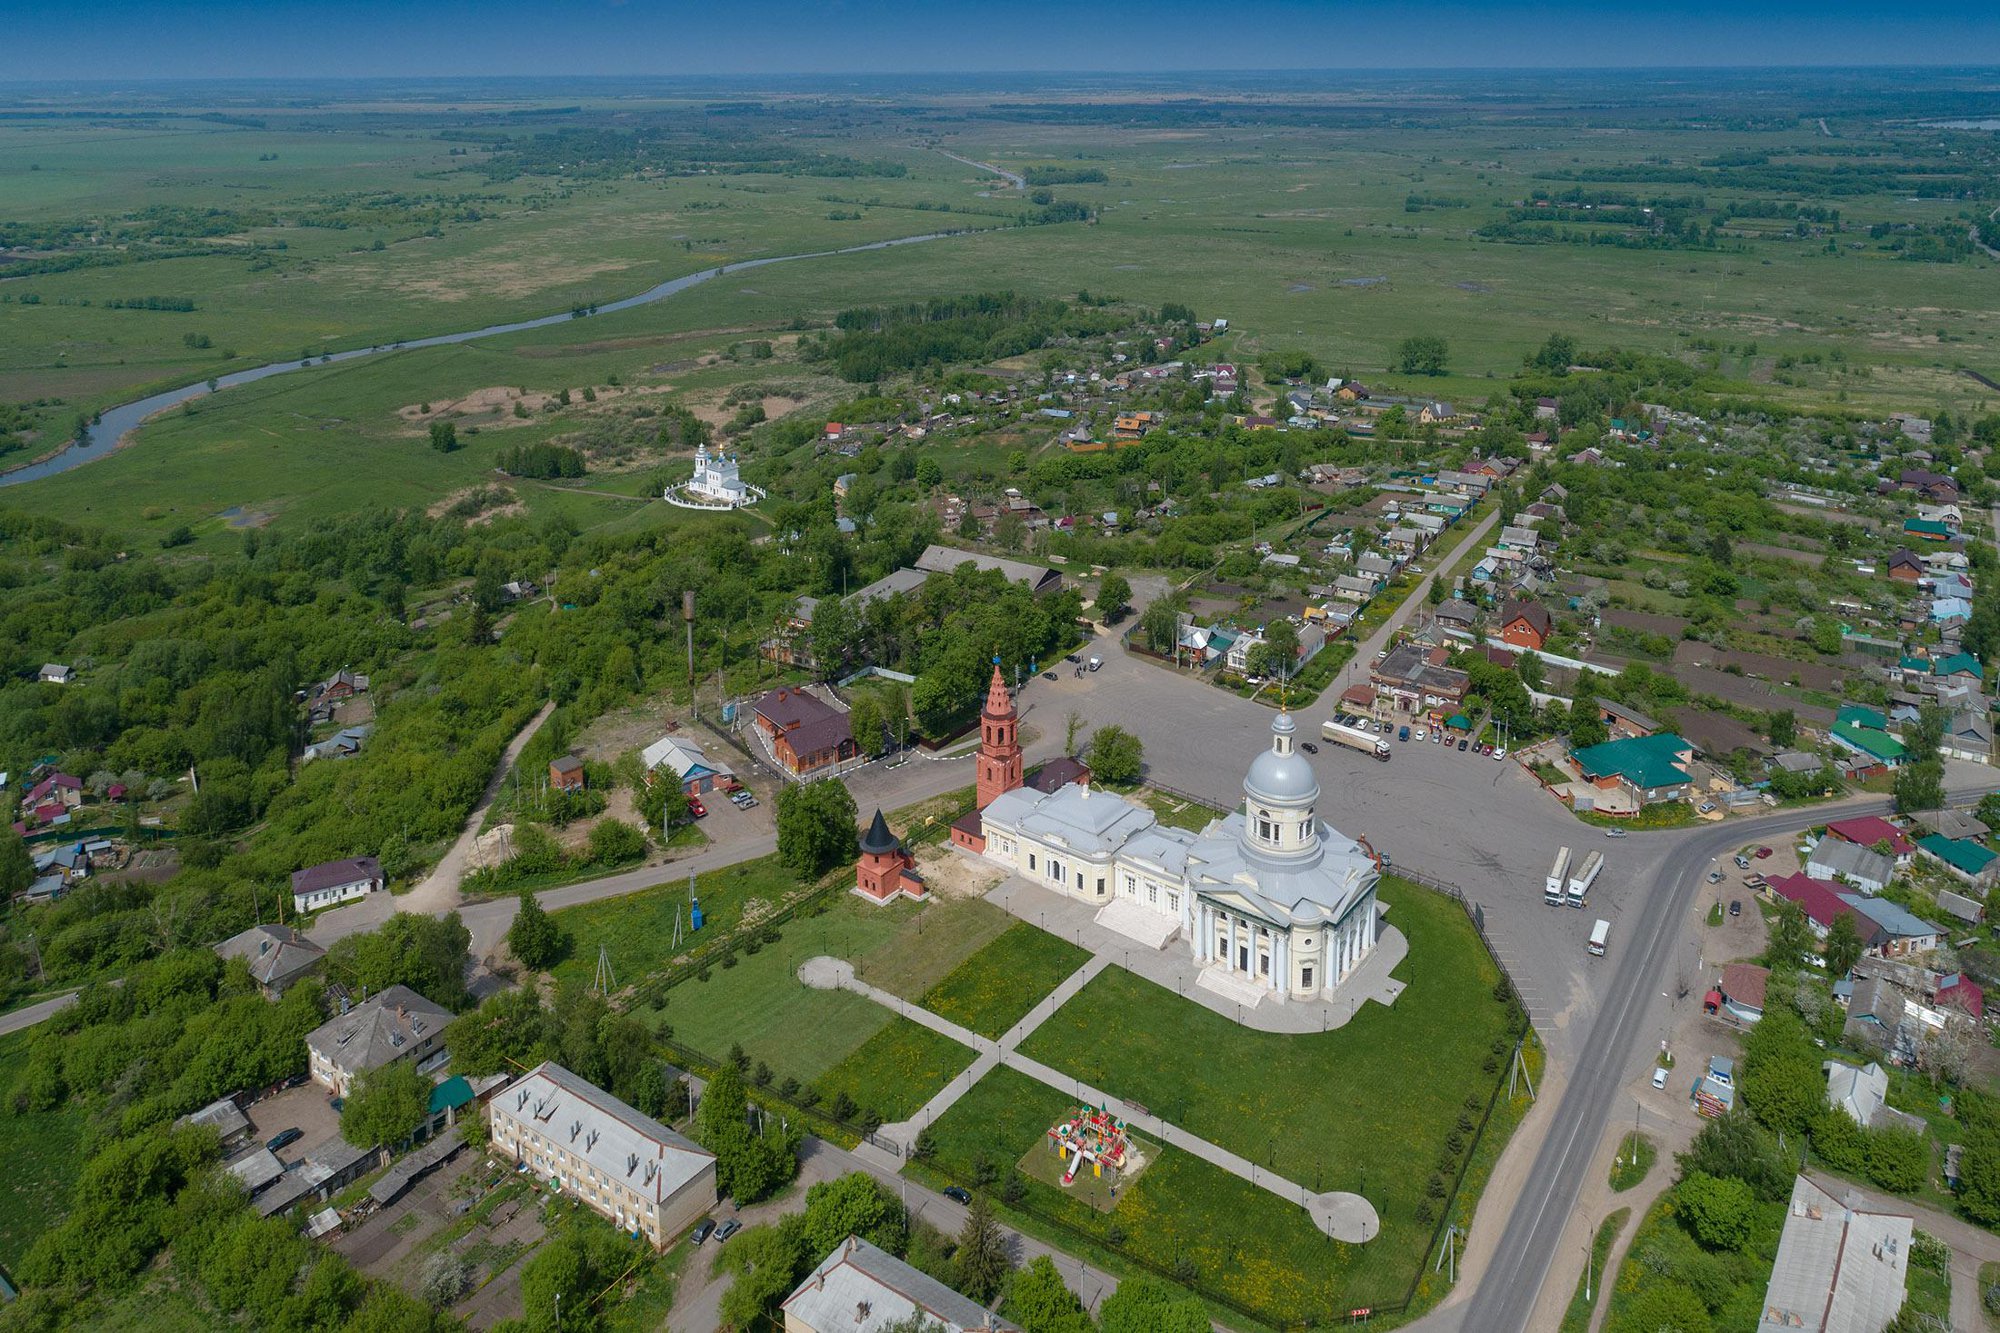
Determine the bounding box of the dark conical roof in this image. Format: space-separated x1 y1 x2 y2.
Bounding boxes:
860 808 901 855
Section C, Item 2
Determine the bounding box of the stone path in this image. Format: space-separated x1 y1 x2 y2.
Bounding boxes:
798 954 1382 1242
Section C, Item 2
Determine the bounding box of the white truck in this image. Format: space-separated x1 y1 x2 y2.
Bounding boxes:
1567 850 1604 909
1545 847 1573 906
1322 718 1391 761
1588 918 1610 957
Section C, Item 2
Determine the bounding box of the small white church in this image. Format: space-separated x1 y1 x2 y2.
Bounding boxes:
968 697 1382 1002
664 443 762 510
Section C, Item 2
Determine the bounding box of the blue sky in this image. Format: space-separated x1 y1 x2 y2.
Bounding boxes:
0 0 1992 79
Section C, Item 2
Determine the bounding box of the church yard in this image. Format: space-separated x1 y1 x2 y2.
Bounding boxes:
919 921 1095 1040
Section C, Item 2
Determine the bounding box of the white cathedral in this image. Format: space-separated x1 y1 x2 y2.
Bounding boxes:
665 442 761 509
962 685 1382 1003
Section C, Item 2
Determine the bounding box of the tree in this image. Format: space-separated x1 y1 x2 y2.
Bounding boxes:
953 1194 1010 1304
428 420 458 453
1767 709 1797 747
0 824 32 899
1739 1007 1825 1140
341 1059 430 1149
1395 334 1450 376
1087 725 1144 785
1064 709 1085 756
696 1064 798 1204
508 890 564 971
586 818 646 866
800 1172 905 1261
1567 684 1608 750
1674 1112 1792 1202
1766 899 1813 970
1894 759 1944 816
1823 911 1864 980
915 456 944 489
1607 1280 1711 1333
1096 572 1133 624
848 693 889 759
1527 333 1579 375
517 1229 589 1333
717 1221 807 1329
1675 1171 1755 1250
1140 600 1179 655
775 779 860 877
1006 1256 1092 1333
1099 1278 1213 1333
326 911 474 1012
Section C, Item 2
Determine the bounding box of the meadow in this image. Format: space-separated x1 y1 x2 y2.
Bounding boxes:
7 78 2000 543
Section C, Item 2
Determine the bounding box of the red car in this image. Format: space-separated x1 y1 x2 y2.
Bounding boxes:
1754 846 1773 859
688 796 707 819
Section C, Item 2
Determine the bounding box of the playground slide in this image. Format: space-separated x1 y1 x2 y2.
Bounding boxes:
1063 1146 1083 1185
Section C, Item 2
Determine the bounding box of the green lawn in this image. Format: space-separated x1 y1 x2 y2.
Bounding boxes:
548 853 805 992
1558 1209 1630 1333
1016 878 1513 1217
1131 787 1226 834
921 923 1092 1039
644 890 1007 1089
1610 1133 1656 1193
812 1018 976 1124
0 1029 91 1272
918 1065 1411 1322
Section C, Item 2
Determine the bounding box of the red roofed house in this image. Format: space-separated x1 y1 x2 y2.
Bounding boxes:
1824 816 1915 866
1717 962 1769 1024
1768 872 1884 948
752 688 857 777
854 809 927 905
24 773 83 811
1936 973 1985 1020
1499 600 1552 652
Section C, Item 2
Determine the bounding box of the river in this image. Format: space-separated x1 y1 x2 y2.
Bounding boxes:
0 228 976 488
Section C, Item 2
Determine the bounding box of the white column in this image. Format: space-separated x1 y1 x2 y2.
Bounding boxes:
1275 932 1288 994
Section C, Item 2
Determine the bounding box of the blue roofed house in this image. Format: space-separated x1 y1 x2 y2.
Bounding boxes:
1933 597 1974 625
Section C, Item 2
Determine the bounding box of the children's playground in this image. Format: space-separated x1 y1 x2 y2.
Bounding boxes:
1018 1104 1152 1212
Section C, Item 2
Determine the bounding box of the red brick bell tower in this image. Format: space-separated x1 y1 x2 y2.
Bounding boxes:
975 658 1024 811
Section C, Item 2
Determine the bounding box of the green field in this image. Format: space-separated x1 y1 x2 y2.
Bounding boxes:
812 1018 976 1123
9 79 2000 543
635 890 1008 1088
920 922 1092 1039
547 853 806 992
0 1029 91 1271
918 1063 1409 1321
1016 880 1511 1203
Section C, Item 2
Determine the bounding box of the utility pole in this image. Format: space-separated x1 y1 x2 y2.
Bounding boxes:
683 590 697 721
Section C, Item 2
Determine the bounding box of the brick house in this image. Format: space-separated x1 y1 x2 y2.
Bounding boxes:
1498 600 1551 652
752 688 857 777
549 755 586 792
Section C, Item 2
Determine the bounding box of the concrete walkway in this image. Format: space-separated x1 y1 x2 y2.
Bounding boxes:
799 954 1381 1242
986 876 1409 1034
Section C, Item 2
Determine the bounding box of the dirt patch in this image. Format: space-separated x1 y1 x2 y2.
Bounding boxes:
464 823 518 875
396 383 677 435
912 844 1006 900
1339 276 1388 287
426 485 526 525
218 505 276 528
687 393 804 429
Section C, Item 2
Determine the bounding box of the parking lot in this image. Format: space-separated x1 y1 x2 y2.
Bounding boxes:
244 1078 344 1165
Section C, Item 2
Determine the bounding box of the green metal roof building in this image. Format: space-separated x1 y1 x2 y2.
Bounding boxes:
1571 732 1694 805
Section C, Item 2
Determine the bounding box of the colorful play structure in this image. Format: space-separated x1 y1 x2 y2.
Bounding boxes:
1046 1105 1131 1186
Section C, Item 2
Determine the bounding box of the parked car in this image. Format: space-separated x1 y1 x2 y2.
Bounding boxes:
1300 742 1319 755
1651 1066 1669 1090
1698 802 1716 814
283 1072 310 1089
1754 846 1773 859
1065 654 1082 664
1457 739 1469 751
692 1220 717 1245
329 1097 343 1113
1432 731 1441 744
1043 671 1058 682
715 1220 742 1243
1088 657 1102 671
1604 828 1627 838
1398 726 1411 742
1729 900 1742 917
1414 728 1426 741
1733 854 1750 870
267 1127 303 1152
688 797 707 819
1492 747 1505 761
942 1186 973 1205
1706 870 1724 883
